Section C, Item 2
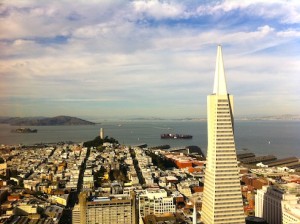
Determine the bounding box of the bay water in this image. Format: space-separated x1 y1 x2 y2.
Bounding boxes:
0 120 299 158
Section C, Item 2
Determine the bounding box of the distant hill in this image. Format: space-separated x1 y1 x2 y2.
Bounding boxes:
0 116 95 126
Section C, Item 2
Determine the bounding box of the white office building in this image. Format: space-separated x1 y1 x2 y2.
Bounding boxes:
139 188 176 223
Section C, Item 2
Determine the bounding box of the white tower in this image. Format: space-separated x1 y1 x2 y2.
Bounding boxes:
100 128 104 139
193 201 197 224
201 46 245 224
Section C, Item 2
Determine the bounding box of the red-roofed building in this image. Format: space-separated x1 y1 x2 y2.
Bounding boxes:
192 186 203 193
175 160 193 169
8 195 20 201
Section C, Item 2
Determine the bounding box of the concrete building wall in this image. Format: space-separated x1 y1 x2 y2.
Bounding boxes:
255 185 299 224
255 186 267 218
282 201 300 224
73 192 135 224
72 204 81 224
139 189 176 223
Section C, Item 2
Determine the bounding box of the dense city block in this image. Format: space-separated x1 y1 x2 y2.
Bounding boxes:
0 139 300 224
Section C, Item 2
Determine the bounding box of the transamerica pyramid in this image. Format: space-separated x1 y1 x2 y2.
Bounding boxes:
201 46 245 224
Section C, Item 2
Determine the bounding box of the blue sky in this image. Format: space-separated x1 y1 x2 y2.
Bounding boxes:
1 0 300 119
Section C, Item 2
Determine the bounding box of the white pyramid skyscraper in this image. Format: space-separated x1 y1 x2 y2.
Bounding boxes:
201 46 245 224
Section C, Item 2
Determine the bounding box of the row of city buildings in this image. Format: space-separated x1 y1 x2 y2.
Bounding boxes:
1 141 300 224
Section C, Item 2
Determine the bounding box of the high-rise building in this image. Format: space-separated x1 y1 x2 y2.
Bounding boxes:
201 46 245 224
72 192 136 224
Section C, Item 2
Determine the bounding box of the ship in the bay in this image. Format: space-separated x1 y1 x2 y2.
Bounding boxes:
161 134 193 139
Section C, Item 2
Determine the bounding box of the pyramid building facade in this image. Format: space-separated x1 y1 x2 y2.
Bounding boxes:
201 46 245 224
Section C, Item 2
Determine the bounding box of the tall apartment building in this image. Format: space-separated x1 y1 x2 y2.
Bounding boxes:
201 46 245 224
139 188 176 223
72 192 136 224
255 185 299 224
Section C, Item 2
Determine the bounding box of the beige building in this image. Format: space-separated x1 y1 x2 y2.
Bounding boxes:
201 46 245 224
139 188 176 223
282 200 300 224
72 192 136 224
255 185 300 224
0 162 7 171
72 203 81 224
49 194 68 206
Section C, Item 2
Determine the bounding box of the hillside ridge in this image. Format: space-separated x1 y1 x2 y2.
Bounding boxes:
0 116 95 126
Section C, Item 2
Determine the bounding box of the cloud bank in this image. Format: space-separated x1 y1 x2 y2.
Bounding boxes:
0 0 300 118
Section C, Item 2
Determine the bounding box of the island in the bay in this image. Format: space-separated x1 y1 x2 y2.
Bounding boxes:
11 128 38 133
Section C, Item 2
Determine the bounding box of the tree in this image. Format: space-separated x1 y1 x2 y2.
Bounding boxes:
83 136 119 148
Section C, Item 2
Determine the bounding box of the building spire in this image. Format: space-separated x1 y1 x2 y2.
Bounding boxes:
213 45 228 95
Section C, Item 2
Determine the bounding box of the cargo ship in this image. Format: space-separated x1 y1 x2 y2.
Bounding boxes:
161 134 193 139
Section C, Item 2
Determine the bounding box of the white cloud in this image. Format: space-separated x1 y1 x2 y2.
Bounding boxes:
132 0 186 19
196 0 300 24
277 29 300 37
0 1 129 39
0 0 300 117
51 98 123 102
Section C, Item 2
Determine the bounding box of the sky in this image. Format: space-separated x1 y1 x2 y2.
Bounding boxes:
1 0 300 120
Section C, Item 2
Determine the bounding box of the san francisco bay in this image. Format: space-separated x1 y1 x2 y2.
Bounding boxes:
0 120 299 158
